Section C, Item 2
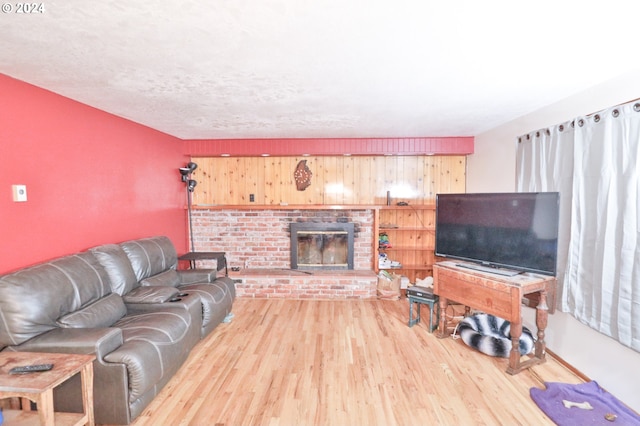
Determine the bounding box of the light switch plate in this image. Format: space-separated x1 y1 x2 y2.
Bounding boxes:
12 185 27 202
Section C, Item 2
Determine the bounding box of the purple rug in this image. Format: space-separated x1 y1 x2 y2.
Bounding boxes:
530 381 640 425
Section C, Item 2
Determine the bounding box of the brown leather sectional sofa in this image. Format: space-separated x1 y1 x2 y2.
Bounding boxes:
0 236 235 425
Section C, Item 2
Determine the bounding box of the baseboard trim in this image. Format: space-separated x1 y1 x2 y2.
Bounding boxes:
546 348 590 382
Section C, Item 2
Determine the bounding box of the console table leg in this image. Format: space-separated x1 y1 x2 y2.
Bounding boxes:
437 297 448 338
507 321 523 374
535 290 549 359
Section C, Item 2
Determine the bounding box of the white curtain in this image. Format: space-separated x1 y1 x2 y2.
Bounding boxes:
516 100 640 352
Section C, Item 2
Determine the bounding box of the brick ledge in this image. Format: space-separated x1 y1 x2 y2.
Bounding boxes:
230 268 377 300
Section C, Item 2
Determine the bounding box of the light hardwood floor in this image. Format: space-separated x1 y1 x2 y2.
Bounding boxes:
127 298 583 426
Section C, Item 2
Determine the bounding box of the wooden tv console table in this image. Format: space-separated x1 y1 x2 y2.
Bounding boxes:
433 261 556 375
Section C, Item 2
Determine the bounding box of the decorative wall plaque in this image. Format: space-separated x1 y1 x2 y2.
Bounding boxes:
294 160 312 191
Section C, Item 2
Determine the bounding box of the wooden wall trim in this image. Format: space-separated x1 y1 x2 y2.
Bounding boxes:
190 204 381 210
189 155 466 206
184 137 474 157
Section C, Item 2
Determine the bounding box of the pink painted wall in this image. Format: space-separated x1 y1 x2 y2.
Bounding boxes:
0 74 188 273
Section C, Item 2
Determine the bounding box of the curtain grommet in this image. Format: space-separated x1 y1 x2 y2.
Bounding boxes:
612 109 620 117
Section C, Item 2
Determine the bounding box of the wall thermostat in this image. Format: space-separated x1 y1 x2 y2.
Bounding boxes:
12 185 27 202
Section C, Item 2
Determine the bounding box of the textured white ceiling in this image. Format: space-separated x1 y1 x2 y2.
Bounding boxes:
2 1 639 139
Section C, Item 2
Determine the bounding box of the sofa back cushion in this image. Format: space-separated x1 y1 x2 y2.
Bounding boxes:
57 293 127 328
0 252 112 347
90 244 139 295
120 236 179 281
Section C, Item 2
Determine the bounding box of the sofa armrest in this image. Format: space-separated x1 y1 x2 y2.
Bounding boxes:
125 292 202 324
123 286 179 304
7 327 123 359
177 269 217 284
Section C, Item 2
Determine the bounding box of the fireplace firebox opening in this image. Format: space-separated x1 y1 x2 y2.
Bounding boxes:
290 223 355 270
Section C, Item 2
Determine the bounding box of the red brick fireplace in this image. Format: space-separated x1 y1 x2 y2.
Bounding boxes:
189 207 377 299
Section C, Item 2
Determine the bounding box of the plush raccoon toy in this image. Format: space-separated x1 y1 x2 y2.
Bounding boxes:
457 313 535 358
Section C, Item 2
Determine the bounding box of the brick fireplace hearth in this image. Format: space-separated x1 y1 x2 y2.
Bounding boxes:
229 268 377 299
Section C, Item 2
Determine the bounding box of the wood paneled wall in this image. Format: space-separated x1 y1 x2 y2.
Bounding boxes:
191 156 466 206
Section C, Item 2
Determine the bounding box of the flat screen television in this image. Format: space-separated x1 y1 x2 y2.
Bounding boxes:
435 192 559 276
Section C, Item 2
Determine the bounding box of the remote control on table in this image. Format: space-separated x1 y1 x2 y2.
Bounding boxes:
9 363 54 374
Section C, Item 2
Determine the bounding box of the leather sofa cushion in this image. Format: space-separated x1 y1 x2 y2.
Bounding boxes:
105 307 193 402
123 285 179 304
0 252 112 347
121 237 179 281
90 244 139 295
178 281 233 328
140 270 181 287
57 293 127 328
178 269 216 284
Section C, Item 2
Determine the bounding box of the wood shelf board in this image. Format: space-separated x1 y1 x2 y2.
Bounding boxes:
379 246 435 251
193 204 434 211
379 265 434 271
3 409 86 426
380 205 435 210
192 204 382 210
380 227 435 231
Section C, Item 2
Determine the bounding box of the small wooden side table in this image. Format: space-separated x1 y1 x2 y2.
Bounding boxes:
0 351 95 426
178 251 228 276
408 293 440 332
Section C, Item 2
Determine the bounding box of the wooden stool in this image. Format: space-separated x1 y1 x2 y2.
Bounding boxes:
408 293 440 332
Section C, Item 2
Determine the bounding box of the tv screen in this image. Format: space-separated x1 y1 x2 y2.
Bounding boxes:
435 192 559 276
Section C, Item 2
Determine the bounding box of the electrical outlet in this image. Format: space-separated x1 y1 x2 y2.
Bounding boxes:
12 185 27 202
249 193 255 202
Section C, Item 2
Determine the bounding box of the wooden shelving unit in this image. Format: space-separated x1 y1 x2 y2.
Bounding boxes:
376 204 436 283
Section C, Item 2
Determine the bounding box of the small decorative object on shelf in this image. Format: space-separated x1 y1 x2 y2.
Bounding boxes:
379 253 391 269
378 253 401 269
378 232 392 248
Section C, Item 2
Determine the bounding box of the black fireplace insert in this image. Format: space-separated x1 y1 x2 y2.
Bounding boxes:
290 222 355 270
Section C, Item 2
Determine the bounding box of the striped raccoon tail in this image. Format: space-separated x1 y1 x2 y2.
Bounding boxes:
457 314 535 358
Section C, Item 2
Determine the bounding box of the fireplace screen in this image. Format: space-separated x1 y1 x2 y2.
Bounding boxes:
290 223 355 270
